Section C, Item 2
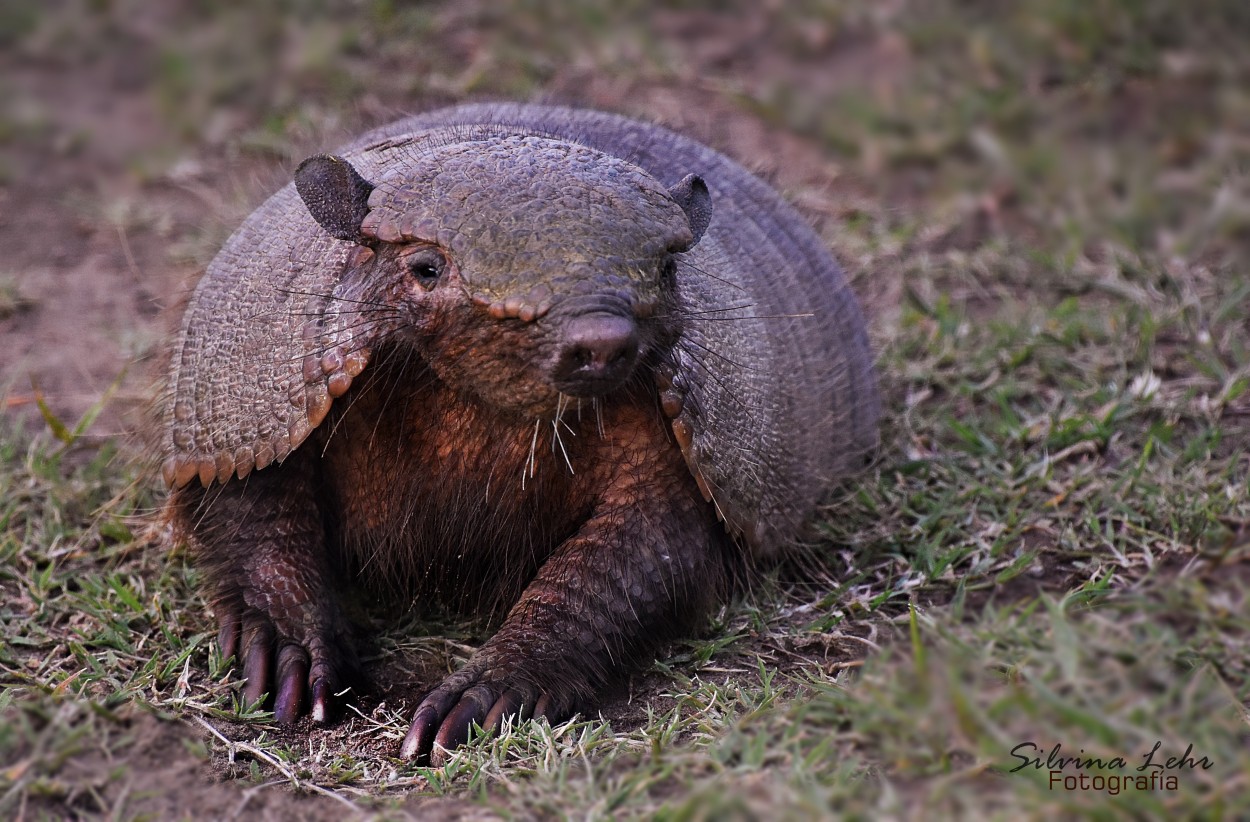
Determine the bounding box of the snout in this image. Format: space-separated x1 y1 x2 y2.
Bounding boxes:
550 312 640 396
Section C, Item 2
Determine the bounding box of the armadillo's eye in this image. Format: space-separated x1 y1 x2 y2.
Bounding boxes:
402 246 447 291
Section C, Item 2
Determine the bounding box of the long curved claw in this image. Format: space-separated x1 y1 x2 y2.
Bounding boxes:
216 609 351 724
274 644 310 724
533 692 572 722
217 607 241 663
400 684 463 762
429 691 489 764
482 688 531 734
311 677 335 724
400 669 570 764
241 617 275 708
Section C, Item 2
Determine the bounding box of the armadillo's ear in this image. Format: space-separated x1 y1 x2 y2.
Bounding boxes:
295 154 375 242
668 173 712 246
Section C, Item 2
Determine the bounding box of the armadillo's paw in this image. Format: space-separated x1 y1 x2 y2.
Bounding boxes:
216 604 355 725
399 661 575 764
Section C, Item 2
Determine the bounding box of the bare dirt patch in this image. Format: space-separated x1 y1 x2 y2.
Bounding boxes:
9 708 356 821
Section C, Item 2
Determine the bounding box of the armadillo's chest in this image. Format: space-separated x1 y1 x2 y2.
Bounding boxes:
313 364 603 607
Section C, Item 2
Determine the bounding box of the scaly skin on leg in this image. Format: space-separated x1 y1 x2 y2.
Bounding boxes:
400 460 729 764
169 449 357 723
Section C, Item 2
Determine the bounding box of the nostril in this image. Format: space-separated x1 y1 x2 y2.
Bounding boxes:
567 314 638 369
553 313 640 392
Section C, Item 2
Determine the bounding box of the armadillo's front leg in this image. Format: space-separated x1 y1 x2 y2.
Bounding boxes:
400 454 730 763
170 448 356 723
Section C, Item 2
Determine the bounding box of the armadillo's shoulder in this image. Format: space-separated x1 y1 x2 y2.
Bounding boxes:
161 142 408 490
163 192 359 488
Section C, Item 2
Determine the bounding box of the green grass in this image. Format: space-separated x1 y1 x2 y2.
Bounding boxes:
4 0 1250 818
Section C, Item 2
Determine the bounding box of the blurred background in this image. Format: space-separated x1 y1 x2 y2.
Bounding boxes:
3 1 1250 817
4 0 1247 432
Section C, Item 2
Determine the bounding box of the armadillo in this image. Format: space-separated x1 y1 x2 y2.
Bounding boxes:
162 103 879 763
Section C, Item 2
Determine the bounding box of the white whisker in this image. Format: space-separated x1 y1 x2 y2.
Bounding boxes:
522 417 540 489
549 393 576 475
553 420 574 475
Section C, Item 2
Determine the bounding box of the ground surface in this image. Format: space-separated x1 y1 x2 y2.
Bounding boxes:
2 1 1250 819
